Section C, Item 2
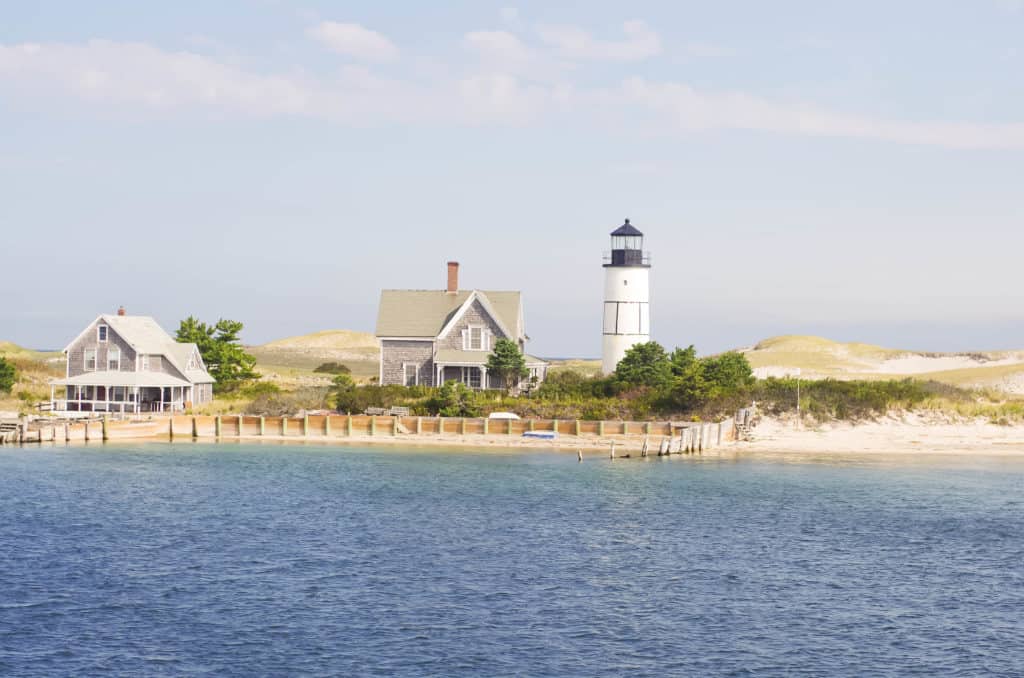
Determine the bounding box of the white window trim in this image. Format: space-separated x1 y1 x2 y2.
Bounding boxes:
402 362 419 386
108 347 121 371
97 324 108 342
83 348 97 372
140 354 150 371
461 366 481 388
462 325 491 352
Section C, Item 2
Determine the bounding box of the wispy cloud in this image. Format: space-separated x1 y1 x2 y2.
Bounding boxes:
537 19 661 62
307 21 399 62
625 78 1024 150
1 38 1022 150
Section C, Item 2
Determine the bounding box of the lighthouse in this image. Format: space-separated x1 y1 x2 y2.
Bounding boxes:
602 219 650 374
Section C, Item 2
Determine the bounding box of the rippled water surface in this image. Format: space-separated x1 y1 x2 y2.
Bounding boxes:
1 443 1023 676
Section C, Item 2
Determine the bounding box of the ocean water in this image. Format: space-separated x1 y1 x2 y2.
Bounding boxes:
1 443 1022 677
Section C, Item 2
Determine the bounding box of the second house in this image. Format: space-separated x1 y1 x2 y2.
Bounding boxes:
376 262 547 390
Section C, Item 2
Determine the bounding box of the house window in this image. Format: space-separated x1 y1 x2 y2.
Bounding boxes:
140 355 150 371
463 326 489 351
97 325 108 342
461 366 481 389
403 363 419 386
108 347 120 371
112 386 126 402
187 352 198 370
84 349 97 371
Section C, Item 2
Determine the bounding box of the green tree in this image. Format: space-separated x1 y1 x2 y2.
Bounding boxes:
700 352 755 396
485 338 529 393
614 341 673 389
432 380 481 417
0 356 15 394
175 316 259 392
331 374 358 413
665 345 709 410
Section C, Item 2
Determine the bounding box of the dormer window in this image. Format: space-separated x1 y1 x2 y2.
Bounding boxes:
97 325 108 342
463 326 490 351
187 352 198 371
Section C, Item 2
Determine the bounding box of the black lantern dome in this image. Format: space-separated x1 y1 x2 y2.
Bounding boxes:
605 219 649 267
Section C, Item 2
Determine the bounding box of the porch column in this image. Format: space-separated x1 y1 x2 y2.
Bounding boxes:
480 367 487 390
160 387 164 413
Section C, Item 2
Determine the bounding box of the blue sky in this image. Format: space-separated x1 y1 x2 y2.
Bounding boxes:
2 1 1022 356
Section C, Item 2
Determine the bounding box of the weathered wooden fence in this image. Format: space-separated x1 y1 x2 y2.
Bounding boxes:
2 414 737 450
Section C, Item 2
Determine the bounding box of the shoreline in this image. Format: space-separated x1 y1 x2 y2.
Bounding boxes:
12 416 1024 457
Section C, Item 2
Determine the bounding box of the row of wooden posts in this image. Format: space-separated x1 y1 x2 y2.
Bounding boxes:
2 414 735 447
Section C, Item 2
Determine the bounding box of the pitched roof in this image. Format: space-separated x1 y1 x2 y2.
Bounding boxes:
610 219 643 237
65 314 215 384
376 290 523 339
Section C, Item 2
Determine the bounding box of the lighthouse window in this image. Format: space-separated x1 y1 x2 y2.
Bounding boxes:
623 280 628 286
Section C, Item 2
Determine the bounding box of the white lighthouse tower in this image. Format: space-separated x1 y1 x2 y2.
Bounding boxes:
602 219 650 374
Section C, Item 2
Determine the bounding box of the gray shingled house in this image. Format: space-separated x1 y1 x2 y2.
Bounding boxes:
375 262 547 390
50 308 215 414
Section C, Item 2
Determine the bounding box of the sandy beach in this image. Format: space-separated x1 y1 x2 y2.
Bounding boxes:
27 412 1024 457
743 414 1024 455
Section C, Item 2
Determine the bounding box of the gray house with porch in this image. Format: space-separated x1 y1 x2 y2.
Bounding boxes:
376 262 547 390
50 308 215 414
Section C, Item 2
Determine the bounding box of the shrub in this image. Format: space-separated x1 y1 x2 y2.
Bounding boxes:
313 362 351 375
0 356 15 394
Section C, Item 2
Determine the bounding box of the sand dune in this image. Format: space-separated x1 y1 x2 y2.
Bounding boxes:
744 335 1024 394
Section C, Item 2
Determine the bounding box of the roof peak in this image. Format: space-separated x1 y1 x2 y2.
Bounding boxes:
610 218 643 237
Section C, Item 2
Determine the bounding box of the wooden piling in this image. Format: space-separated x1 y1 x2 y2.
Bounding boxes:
346 415 353 437
369 416 376 436
598 420 605 436
169 417 174 441
416 417 422 435
259 416 265 436
83 421 89 442
393 417 399 436
239 415 245 437
215 415 222 438
282 417 288 436
460 417 466 435
102 416 108 442
575 419 581 436
483 417 489 435
325 415 331 437
302 415 309 437
192 416 198 438
64 422 70 442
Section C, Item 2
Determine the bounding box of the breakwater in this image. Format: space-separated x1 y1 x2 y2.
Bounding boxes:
6 414 737 452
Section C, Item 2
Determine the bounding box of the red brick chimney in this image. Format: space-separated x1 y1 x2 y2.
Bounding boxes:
446 261 459 293
117 306 126 316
